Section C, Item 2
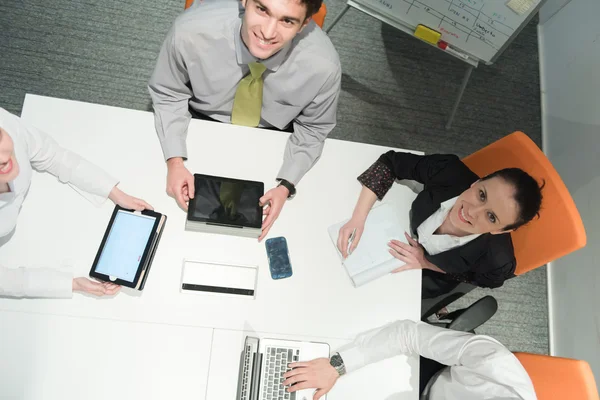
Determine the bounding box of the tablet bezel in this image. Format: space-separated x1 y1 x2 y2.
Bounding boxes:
89 205 163 289
186 174 264 229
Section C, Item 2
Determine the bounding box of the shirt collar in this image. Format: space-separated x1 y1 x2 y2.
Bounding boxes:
440 196 458 212
233 17 292 72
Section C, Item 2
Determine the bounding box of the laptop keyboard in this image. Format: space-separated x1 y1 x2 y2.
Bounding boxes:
240 345 253 400
261 347 300 400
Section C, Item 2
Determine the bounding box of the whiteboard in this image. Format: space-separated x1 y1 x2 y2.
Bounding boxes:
348 0 543 63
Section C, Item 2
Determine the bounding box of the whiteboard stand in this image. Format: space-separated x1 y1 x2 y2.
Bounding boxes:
325 0 545 129
446 64 474 129
326 1 479 129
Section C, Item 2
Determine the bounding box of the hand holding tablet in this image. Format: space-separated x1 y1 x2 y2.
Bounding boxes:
89 206 167 290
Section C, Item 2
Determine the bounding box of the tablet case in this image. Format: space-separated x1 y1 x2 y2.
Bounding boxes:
89 205 167 291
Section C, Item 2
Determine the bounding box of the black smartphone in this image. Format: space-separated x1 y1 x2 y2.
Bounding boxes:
265 236 293 280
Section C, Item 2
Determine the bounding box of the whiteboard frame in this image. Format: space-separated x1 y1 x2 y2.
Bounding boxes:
329 0 547 66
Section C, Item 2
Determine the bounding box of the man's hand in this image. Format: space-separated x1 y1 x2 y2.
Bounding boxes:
108 187 153 211
283 358 339 400
258 185 289 242
389 232 430 273
337 217 366 258
166 157 195 211
72 277 121 297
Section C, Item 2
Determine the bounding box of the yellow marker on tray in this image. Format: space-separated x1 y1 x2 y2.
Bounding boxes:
414 24 441 45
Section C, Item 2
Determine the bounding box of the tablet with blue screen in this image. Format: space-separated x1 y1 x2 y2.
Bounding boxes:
89 206 167 290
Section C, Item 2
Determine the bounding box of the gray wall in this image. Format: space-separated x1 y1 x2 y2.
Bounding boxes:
539 0 572 24
539 0 600 383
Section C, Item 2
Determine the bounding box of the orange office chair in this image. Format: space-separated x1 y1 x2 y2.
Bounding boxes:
422 131 587 320
427 298 599 400
462 131 586 275
311 3 327 28
184 1 328 29
514 353 599 400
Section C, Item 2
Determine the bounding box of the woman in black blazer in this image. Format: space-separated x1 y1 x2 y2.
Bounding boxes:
337 151 543 299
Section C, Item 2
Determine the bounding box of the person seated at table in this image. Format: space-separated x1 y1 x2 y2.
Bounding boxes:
148 0 341 241
282 319 537 400
337 151 543 299
0 107 152 299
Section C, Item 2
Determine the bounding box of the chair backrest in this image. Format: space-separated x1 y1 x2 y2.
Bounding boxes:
184 1 327 29
514 352 599 400
462 131 586 275
311 3 327 28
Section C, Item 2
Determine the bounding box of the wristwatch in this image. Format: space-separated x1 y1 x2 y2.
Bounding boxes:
329 352 347 377
277 179 296 199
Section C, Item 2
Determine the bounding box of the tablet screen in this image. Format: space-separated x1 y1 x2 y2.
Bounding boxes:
94 210 156 282
190 177 262 228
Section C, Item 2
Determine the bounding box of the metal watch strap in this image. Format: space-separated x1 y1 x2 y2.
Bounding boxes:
329 352 347 376
277 179 296 198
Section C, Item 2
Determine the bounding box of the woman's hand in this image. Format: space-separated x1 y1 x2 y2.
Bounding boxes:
388 232 431 273
108 186 153 211
337 217 366 258
72 277 120 296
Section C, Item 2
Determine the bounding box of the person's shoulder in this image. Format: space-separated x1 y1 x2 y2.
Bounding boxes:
172 1 239 37
292 22 341 74
431 154 477 177
476 233 516 277
0 107 21 135
0 107 15 121
417 154 478 188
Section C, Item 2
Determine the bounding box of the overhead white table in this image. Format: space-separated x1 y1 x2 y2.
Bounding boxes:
0 95 424 400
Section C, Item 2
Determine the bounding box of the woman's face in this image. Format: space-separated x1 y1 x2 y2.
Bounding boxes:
448 177 520 235
0 127 20 184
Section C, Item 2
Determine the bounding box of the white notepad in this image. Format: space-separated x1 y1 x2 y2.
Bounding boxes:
328 203 411 287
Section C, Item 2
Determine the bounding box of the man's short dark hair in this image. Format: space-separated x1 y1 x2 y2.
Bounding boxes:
300 0 323 18
481 168 544 231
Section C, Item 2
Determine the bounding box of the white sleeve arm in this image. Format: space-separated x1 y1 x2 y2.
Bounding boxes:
0 265 73 298
337 320 480 373
18 116 118 204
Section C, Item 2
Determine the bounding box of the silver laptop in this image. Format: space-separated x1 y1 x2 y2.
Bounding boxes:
237 336 330 400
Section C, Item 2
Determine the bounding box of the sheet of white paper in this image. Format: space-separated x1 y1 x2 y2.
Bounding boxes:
506 0 538 15
328 203 411 286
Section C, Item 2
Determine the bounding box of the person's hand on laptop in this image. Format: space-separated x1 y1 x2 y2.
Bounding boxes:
166 157 195 211
283 358 340 400
108 186 153 211
72 277 120 297
337 217 365 258
258 185 288 241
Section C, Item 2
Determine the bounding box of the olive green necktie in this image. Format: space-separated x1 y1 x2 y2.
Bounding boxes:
231 62 267 127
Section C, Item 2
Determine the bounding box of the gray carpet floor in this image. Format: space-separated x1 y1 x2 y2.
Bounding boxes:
0 0 547 354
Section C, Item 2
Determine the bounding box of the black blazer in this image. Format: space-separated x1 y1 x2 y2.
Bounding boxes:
379 151 516 288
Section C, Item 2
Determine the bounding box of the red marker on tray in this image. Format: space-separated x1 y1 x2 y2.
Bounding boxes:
438 40 470 60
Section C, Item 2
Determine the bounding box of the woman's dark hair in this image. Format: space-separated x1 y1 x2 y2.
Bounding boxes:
481 168 544 231
301 0 323 18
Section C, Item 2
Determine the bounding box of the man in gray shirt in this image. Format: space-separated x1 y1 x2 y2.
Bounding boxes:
149 0 341 240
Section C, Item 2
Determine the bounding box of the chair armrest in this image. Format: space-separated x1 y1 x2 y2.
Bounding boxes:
448 295 498 332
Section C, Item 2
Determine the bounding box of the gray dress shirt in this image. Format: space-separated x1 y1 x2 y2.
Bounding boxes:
148 1 341 185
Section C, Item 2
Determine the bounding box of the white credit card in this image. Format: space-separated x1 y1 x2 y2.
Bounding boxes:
180 260 258 298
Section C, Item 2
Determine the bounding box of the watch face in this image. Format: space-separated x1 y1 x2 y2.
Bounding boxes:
330 354 343 367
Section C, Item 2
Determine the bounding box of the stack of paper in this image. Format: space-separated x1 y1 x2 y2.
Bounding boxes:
328 203 411 287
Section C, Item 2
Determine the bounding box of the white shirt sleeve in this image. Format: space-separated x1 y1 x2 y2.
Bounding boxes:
16 114 119 204
0 265 73 298
337 320 537 400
